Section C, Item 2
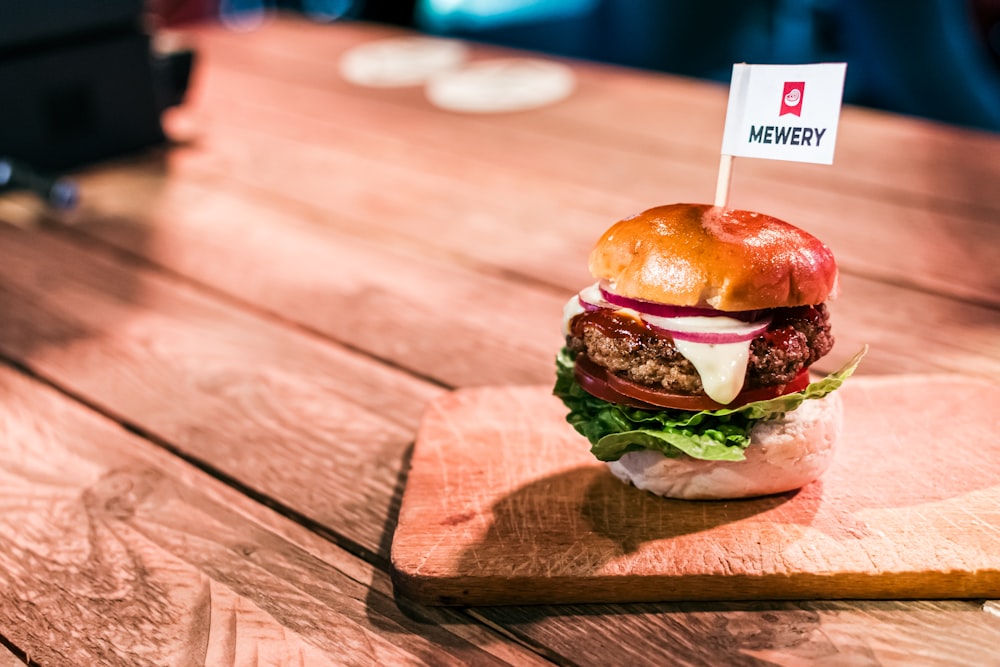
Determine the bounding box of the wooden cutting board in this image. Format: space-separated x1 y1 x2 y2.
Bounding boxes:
390 375 1000 605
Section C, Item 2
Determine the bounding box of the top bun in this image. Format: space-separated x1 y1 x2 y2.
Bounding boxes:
589 203 838 311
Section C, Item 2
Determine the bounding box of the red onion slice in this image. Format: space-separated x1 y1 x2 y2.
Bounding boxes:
599 282 762 321
647 320 770 344
575 282 772 344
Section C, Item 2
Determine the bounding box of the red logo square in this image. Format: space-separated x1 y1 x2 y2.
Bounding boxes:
780 81 805 116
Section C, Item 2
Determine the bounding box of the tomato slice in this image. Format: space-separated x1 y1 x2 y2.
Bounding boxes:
573 355 810 411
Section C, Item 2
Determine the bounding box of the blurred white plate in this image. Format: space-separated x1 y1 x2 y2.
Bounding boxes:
339 36 469 87
426 58 575 113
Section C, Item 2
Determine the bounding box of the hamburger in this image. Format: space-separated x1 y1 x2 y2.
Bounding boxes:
554 203 865 499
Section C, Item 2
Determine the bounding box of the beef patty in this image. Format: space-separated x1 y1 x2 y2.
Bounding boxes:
567 304 834 395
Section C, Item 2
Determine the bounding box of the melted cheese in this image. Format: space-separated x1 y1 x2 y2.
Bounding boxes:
643 313 760 404
673 339 751 404
647 313 755 404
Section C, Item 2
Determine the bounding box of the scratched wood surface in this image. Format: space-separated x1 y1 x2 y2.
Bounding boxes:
1 13 999 667
0 366 547 667
0 221 443 559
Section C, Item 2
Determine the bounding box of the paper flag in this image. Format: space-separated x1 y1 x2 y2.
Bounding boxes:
721 63 847 165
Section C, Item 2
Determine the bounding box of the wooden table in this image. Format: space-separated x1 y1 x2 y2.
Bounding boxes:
2 14 1000 666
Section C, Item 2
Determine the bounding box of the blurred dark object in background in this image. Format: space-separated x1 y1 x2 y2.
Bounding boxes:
148 0 1000 133
973 0 1000 69
839 0 1000 133
357 0 415 26
0 0 194 171
0 157 79 210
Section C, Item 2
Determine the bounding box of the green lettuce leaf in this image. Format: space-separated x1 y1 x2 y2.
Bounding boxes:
553 346 866 463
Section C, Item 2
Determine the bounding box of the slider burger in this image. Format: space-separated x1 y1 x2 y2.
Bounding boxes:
554 203 865 499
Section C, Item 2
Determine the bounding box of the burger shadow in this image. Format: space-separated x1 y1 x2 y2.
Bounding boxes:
454 464 819 578
580 471 820 555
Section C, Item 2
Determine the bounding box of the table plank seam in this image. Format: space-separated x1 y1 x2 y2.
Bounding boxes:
0 354 391 574
47 219 460 398
0 634 32 667
465 610 580 667
64 160 1000 314
160 92 1000 309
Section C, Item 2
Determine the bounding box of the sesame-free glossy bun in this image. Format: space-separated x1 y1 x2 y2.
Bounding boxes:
606 391 842 499
589 203 838 311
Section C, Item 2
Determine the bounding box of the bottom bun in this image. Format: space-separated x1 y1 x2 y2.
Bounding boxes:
606 392 843 499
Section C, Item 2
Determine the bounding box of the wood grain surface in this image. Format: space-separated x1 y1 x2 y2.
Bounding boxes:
196 19 1000 216
1 14 998 667
0 365 549 667
0 221 441 560
392 377 1000 605
41 153 1000 384
187 19 1000 306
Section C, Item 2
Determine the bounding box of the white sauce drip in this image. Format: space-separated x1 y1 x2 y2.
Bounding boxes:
673 339 752 404
644 312 759 403
561 295 586 337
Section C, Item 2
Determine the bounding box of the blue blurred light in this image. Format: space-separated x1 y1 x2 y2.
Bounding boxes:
220 0 268 30
418 0 599 32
